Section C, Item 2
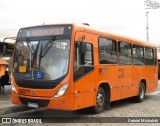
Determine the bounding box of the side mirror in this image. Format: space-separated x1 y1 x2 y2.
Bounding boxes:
80 42 86 55
75 41 86 55
75 41 80 49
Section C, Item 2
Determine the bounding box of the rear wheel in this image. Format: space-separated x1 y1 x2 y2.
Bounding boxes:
135 82 146 102
91 87 106 114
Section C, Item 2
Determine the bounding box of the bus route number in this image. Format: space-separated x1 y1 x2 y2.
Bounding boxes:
19 89 30 95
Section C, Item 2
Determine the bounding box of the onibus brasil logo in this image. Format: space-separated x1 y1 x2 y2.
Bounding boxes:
144 0 160 9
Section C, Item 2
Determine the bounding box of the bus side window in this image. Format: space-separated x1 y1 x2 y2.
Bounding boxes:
153 48 157 66
74 42 93 68
74 41 94 81
118 41 132 65
98 37 117 64
133 45 144 65
145 47 154 66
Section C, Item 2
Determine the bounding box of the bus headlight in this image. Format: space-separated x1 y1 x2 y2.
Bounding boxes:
54 83 69 98
11 80 17 94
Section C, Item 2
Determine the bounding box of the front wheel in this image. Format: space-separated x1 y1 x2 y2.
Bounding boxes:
91 87 106 114
135 82 146 102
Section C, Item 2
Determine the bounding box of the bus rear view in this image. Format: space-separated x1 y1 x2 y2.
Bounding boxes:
11 25 74 110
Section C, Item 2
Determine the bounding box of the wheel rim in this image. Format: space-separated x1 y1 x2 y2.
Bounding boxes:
96 93 104 108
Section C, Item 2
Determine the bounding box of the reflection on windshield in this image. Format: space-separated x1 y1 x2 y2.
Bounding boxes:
13 38 70 81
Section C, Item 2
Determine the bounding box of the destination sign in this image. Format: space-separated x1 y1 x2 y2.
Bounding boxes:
31 27 64 36
17 25 72 38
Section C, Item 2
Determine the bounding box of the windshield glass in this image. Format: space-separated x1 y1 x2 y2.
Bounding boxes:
13 37 70 81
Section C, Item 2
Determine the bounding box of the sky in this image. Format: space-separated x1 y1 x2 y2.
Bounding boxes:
0 0 160 45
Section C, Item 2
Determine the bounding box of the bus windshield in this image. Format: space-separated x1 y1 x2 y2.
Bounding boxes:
13 37 70 81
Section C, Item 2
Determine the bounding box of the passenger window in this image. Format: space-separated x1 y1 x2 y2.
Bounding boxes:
145 47 154 65
98 37 117 64
133 45 144 65
118 41 132 65
153 48 157 66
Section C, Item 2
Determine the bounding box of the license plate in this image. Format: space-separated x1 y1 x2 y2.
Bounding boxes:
28 102 39 108
19 89 30 95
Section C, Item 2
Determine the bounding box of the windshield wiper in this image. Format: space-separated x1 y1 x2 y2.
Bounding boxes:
38 37 56 69
39 37 56 58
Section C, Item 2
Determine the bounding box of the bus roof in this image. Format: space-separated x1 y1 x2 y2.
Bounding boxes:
73 23 156 48
18 23 156 48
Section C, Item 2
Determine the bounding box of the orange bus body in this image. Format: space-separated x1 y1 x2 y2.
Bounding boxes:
11 23 158 112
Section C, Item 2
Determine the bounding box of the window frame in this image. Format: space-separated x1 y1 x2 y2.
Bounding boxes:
118 41 132 65
144 47 155 66
98 37 118 65
74 41 94 82
132 44 145 66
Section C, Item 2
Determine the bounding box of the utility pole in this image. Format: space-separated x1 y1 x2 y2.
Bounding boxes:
146 12 149 42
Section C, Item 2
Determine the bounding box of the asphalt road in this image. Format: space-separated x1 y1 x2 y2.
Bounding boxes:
0 84 160 126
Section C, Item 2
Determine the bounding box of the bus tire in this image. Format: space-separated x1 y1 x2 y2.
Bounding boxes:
135 82 146 102
91 87 106 114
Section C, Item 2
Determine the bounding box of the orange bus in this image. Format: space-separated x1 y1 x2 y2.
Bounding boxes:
11 23 158 113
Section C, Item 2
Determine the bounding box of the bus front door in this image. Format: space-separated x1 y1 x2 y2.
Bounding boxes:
73 32 96 110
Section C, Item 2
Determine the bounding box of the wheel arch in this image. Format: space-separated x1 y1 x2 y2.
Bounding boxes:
98 82 111 109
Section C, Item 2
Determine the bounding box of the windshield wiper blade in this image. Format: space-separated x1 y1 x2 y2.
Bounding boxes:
38 37 56 69
39 37 56 58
